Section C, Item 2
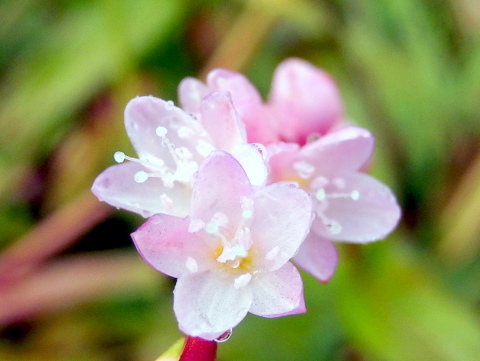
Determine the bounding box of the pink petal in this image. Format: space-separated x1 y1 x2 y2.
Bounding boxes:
300 126 374 176
312 172 401 243
174 271 253 340
250 183 312 271
231 144 268 187
293 232 338 282
266 142 301 183
190 151 253 234
249 262 305 318
207 69 279 144
268 58 343 144
178 77 210 114
131 214 209 278
124 96 205 161
199 91 246 151
91 162 190 218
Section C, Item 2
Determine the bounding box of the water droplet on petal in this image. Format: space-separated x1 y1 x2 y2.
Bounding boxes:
306 132 321 143
215 329 232 343
165 100 174 110
252 143 267 159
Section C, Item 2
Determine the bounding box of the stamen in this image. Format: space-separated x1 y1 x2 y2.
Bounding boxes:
315 188 326 201
134 171 149 183
114 151 126 163
156 126 168 137
205 221 219 234
242 210 253 219
351 190 360 200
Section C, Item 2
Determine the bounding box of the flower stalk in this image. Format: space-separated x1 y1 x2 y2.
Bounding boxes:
179 337 217 361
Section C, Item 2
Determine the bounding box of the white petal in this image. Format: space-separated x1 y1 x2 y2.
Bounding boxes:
313 172 401 243
249 262 305 318
91 162 190 218
293 232 338 282
250 183 313 270
190 151 253 235
131 215 210 278
174 271 252 340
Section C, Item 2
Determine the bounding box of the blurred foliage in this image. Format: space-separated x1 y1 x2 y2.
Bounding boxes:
1 0 480 360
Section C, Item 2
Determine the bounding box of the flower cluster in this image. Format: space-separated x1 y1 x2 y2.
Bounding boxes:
92 58 401 340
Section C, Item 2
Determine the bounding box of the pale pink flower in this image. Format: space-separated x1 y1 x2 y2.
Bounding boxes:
178 58 343 145
91 93 267 218
131 151 313 340
267 126 401 281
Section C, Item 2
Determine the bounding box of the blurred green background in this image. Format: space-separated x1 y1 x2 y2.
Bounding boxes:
1 0 480 360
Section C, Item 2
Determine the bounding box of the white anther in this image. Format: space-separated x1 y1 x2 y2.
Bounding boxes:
351 190 360 200
114 151 126 163
315 188 326 201
242 210 253 219
134 171 149 183
156 126 168 137
205 221 219 234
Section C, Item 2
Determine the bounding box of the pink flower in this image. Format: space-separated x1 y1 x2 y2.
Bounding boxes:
91 93 267 218
178 58 343 145
267 127 401 281
131 151 313 340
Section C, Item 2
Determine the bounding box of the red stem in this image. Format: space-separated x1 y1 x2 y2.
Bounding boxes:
179 336 217 361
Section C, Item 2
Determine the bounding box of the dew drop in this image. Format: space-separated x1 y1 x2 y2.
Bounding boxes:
293 161 315 179
252 143 267 159
165 100 174 110
306 132 321 143
114 151 125 163
215 329 232 343
134 171 149 183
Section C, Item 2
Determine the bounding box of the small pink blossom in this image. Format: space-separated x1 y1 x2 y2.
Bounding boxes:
91 93 267 218
267 126 401 281
131 151 313 340
178 58 343 145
